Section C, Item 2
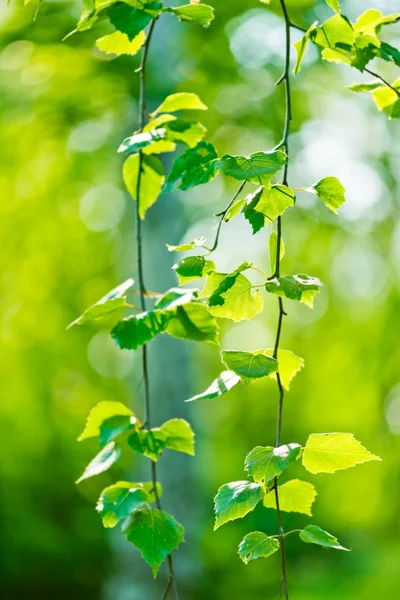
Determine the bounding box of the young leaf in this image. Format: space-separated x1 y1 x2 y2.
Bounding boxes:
311 15 355 51
96 30 145 56
163 118 207 148
214 481 265 529
302 433 381 474
76 442 121 484
173 255 215 284
167 236 207 252
269 231 285 274
111 310 170 350
238 532 280 564
299 525 349 551
217 150 286 185
221 350 278 379
166 303 219 345
185 371 241 402
78 401 135 442
123 154 164 219
263 480 317 516
354 9 400 36
265 348 304 390
128 428 168 461
164 4 215 27
118 129 167 155
107 2 161 41
293 22 318 74
265 274 323 307
164 141 219 192
203 271 263 322
245 443 301 486
326 0 340 13
154 287 198 310
306 176 346 213
68 279 134 328
99 415 136 446
347 81 383 93
372 81 400 119
152 92 207 116
123 509 185 577
160 418 195 455
97 482 151 528
247 185 295 221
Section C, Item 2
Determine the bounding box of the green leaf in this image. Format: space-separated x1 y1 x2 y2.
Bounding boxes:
221 350 278 379
167 236 207 252
119 129 167 155
245 443 301 486
214 481 265 530
107 2 160 41
347 81 383 92
164 4 215 27
123 509 185 577
354 9 400 36
123 154 164 219
185 370 241 402
326 0 340 13
293 22 318 74
152 92 207 116
76 442 121 484
217 150 286 185
164 142 219 192
372 81 400 119
111 310 170 350
263 480 317 516
173 256 215 284
265 274 323 307
166 303 219 345
154 287 198 310
160 418 195 455
299 525 349 551
243 185 295 233
269 231 285 274
203 271 263 322
78 401 135 442
307 176 346 212
302 433 381 474
265 348 304 390
164 118 207 148
99 415 137 446
238 532 280 564
97 481 153 528
128 428 168 461
142 114 177 154
68 279 134 328
380 42 400 67
96 30 145 56
223 197 247 222
311 15 355 51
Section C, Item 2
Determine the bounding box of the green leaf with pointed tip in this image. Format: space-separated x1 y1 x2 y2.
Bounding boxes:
264 480 317 516
173 256 215 284
203 271 263 322
214 481 265 529
167 236 207 252
154 287 198 310
293 22 318 74
222 350 278 379
160 418 195 455
164 142 219 192
123 154 164 219
185 370 241 402
107 2 161 41
217 150 286 185
380 42 400 67
68 279 134 328
152 92 207 116
97 482 152 528
300 525 349 551
111 310 170 350
372 80 400 119
224 197 247 222
123 509 185 577
347 81 383 92
164 4 215 27
354 9 400 36
238 532 279 564
311 15 355 51
78 401 135 442
265 348 304 390
99 415 137 446
164 118 207 148
303 433 381 474
245 444 301 486
166 303 219 345
76 442 121 484
326 0 340 13
269 231 285 274
96 30 145 56
128 428 168 461
265 274 322 308
118 129 167 155
243 185 295 233
142 114 177 155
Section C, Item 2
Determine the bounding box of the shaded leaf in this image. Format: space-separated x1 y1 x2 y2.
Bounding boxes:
164 141 219 192
99 415 136 446
300 525 349 551
128 428 168 461
214 481 265 529
76 442 121 483
302 433 381 474
263 479 317 516
185 370 241 402
265 274 322 307
238 532 279 564
111 310 169 350
245 443 301 486
97 482 152 528
222 350 278 379
166 303 219 345
173 255 215 284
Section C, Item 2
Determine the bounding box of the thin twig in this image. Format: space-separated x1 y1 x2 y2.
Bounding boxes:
209 181 246 253
135 17 179 599
364 67 400 96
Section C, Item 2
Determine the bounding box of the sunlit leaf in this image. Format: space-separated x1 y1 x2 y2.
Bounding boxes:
163 4 215 27
263 480 317 516
300 525 349 551
203 271 263 322
68 279 134 328
166 302 219 345
326 0 340 13
111 310 170 350
78 401 135 442
214 481 265 529
123 153 164 219
217 150 286 185
269 231 285 274
160 418 195 455
265 275 323 307
167 236 207 252
303 433 381 474
118 129 167 154
185 370 241 402
238 532 279 564
152 92 207 115
173 256 215 284
164 142 219 192
97 482 152 528
245 443 301 486
128 428 168 461
354 9 400 36
96 30 145 56
221 350 278 379
76 442 121 483
293 22 318 74
265 348 304 390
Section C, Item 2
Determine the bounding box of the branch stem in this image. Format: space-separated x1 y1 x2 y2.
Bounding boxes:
209 181 246 253
364 67 400 96
135 18 179 599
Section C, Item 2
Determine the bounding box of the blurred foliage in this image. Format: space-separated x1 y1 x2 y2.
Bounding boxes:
0 0 399 599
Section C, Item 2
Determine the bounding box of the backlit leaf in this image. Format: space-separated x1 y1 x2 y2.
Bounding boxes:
221 350 278 379
118 129 167 154
123 154 164 219
217 150 286 185
166 303 219 345
164 4 215 27
185 370 241 402
214 481 265 529
97 482 152 528
293 22 318 74
160 418 195 455
128 428 168 461
300 525 349 551
78 401 135 442
245 443 301 486
269 231 285 274
263 479 317 516
203 271 263 322
68 279 134 328
167 236 207 252
303 433 381 474
111 310 170 350
152 92 207 115
306 176 346 213
164 142 219 192
326 0 340 13
238 532 279 564
265 274 322 307
354 9 400 36
265 348 304 390
76 442 121 483
96 30 145 56
173 255 215 284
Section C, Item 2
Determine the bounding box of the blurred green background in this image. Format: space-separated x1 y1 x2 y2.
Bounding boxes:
1 0 399 598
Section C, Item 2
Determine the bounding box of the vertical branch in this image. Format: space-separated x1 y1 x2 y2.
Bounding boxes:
135 18 179 600
271 1 292 598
